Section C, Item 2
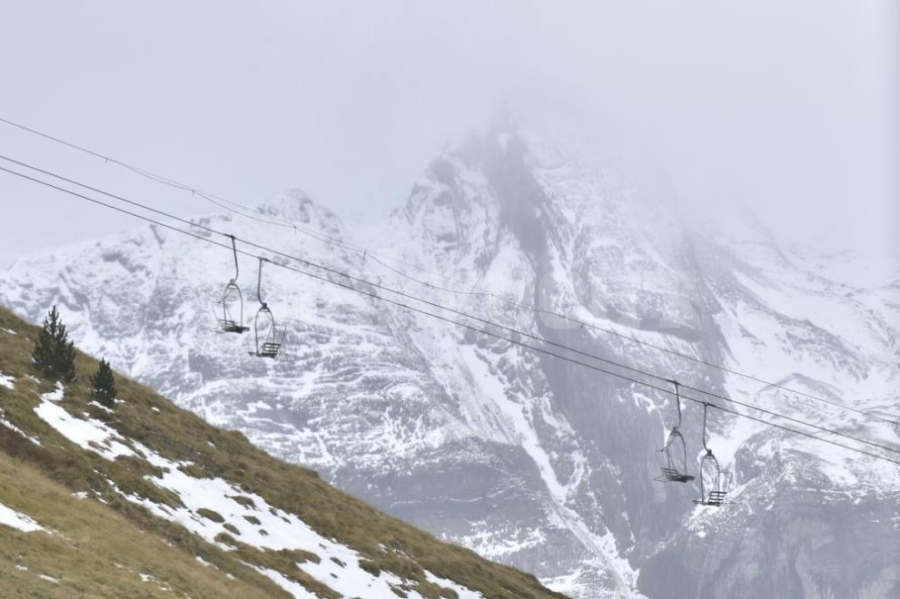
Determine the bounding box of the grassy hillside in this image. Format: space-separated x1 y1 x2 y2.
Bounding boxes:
0 305 568 599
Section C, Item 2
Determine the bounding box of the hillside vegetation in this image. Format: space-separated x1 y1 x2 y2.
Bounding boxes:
0 305 567 599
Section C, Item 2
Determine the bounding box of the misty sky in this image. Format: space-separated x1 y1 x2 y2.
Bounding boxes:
1 1 897 270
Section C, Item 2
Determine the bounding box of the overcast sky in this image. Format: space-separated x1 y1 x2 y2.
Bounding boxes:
1 1 897 270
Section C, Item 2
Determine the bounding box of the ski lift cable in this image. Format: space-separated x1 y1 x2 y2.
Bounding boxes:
3 160 900 457
0 122 887 419
3 162 900 468
0 156 900 454
8 151 893 436
0 116 426 264
5 152 894 428
0 128 888 425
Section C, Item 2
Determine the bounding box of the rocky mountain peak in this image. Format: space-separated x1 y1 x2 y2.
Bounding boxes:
1 124 898 598
253 188 344 238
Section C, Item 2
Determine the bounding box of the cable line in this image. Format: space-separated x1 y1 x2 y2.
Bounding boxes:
2 152 898 435
0 123 900 426
3 116 890 423
2 160 900 469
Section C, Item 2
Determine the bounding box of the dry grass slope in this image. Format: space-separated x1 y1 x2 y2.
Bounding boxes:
0 305 568 599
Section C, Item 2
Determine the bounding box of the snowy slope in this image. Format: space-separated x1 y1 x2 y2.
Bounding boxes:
1 121 898 598
0 311 562 599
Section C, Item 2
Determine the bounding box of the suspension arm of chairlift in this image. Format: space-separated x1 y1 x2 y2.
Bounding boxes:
672 380 683 430
701 402 711 453
256 256 268 307
228 234 240 283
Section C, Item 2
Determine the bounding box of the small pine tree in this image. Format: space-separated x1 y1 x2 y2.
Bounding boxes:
32 305 76 382
90 359 118 408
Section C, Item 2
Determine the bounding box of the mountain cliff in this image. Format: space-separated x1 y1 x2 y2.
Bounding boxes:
1 120 898 598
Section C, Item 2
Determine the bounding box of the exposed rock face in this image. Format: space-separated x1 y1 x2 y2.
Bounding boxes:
2 123 898 598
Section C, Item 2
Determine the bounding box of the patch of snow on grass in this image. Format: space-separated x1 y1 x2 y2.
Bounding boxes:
424 571 485 599
2 327 16 335
88 401 113 413
0 502 47 533
34 400 136 460
0 372 14 389
251 566 319 599
117 446 480 599
41 382 65 402
0 406 42 446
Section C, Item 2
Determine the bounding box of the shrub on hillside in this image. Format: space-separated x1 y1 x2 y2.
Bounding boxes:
32 305 76 382
90 359 118 408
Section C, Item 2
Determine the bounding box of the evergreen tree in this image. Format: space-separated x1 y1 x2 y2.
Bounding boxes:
90 359 118 408
32 305 76 382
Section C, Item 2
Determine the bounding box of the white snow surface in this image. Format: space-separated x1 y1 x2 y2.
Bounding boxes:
42 382 64 402
0 501 47 533
0 372 14 389
31 390 485 599
0 408 42 446
251 567 319 599
34 395 136 461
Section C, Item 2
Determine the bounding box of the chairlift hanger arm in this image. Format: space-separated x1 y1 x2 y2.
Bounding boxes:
228 234 239 282
668 379 683 429
701 402 712 453
256 257 270 306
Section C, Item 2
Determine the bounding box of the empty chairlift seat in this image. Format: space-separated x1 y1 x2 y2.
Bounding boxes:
248 257 286 359
657 380 695 483
213 235 250 334
693 403 728 507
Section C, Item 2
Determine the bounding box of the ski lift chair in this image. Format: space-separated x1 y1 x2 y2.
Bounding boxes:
658 428 695 483
214 281 250 334
656 381 695 483
213 235 250 334
248 257 287 359
250 303 286 358
693 403 727 506
699 450 727 506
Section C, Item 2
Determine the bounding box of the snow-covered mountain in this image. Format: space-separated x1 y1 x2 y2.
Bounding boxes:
2 118 898 598
0 306 563 599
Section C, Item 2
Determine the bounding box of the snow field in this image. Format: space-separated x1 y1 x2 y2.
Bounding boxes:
35 398 136 461
29 384 485 599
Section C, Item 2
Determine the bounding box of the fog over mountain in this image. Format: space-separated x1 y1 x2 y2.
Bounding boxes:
1 3 897 597
1 1 897 268
2 118 898 597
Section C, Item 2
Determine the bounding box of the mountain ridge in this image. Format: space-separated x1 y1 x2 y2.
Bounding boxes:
1 122 898 598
